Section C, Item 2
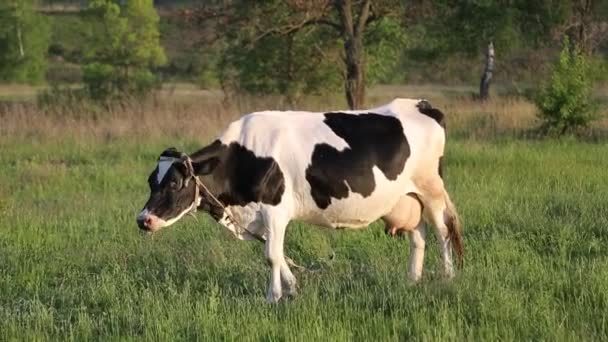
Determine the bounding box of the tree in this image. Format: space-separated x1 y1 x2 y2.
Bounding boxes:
83 0 166 99
479 41 495 101
334 0 375 109
535 37 597 135
0 0 50 84
184 0 405 109
430 0 570 99
552 0 608 55
219 29 342 106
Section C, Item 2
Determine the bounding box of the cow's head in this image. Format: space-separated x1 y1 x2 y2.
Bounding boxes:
136 148 202 232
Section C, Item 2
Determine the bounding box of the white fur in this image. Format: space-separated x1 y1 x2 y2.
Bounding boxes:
155 202 197 229
219 205 266 241
157 157 177 184
139 203 197 231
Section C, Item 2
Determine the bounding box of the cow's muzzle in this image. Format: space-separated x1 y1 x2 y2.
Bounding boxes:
137 210 160 232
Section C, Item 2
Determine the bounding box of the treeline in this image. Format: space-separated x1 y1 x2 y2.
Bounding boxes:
39 0 195 6
1 0 607 133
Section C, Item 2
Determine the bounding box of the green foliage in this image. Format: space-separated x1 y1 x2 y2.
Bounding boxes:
198 68 220 89
82 62 116 100
83 0 166 99
0 0 50 84
427 0 569 57
216 2 408 101
220 31 341 102
365 17 408 84
535 38 597 135
441 0 504 52
48 13 91 64
588 55 608 83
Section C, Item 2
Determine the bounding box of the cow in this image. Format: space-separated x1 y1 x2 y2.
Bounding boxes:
136 98 463 303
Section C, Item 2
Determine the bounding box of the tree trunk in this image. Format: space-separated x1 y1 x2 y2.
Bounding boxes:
17 22 24 59
574 0 594 54
479 41 494 101
335 0 371 110
285 33 297 108
344 36 365 109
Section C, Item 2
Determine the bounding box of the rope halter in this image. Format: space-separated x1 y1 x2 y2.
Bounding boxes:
178 153 254 238
175 153 307 271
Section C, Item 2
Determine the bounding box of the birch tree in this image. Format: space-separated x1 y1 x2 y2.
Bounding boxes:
0 0 50 84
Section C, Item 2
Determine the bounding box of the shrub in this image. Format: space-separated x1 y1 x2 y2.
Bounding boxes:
535 37 597 135
82 0 166 100
82 62 116 100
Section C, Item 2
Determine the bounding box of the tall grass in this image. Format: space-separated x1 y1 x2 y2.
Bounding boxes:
5 84 602 144
3 84 607 145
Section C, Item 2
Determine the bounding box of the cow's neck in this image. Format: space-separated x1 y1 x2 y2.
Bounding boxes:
189 139 228 200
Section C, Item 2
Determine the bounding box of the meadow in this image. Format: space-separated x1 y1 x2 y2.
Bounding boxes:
1 86 607 340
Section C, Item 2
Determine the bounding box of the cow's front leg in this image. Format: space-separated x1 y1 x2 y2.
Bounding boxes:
280 260 297 297
264 213 289 303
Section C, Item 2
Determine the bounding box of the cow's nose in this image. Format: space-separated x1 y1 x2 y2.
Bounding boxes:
137 214 152 230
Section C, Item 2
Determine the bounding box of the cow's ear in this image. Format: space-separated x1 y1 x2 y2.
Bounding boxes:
194 157 220 175
160 147 182 159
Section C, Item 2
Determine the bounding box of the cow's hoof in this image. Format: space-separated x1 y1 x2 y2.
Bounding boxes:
283 283 297 298
407 273 423 284
281 275 297 298
266 290 282 304
443 269 455 280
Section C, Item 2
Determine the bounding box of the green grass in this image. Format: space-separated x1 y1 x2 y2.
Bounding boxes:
1 135 607 341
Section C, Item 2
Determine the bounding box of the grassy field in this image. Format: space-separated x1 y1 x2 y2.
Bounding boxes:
1 89 607 340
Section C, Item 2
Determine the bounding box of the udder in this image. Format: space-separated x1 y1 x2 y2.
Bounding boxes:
382 193 423 236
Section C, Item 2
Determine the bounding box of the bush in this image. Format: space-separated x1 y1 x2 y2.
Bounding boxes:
82 0 166 100
535 37 597 135
82 62 116 100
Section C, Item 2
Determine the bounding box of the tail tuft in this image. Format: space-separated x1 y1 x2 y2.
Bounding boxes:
444 193 464 268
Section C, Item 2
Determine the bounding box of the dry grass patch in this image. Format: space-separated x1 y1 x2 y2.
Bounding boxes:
0 84 606 143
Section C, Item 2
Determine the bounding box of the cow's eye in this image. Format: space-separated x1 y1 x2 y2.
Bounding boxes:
169 180 179 190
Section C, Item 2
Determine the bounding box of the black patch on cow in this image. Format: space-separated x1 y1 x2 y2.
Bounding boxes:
306 112 410 209
417 100 445 128
141 140 285 225
438 156 444 179
211 142 285 207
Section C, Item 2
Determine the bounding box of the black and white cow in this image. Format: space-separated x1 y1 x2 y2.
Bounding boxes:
137 98 463 303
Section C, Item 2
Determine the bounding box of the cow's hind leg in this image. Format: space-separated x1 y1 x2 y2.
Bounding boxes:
419 177 463 278
263 210 293 303
382 193 427 281
425 204 454 278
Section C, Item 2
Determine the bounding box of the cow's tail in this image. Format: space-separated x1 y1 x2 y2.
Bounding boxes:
444 191 464 268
